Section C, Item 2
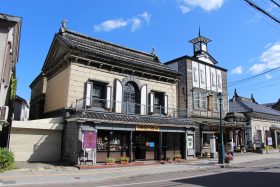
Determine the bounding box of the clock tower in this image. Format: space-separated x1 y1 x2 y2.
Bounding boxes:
189 28 211 57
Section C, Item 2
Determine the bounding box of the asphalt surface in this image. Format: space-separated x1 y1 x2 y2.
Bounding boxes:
12 158 280 187
0 152 280 187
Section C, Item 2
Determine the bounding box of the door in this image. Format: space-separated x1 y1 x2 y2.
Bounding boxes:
135 132 146 160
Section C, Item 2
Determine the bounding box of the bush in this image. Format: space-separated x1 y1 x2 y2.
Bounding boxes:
120 156 129 162
0 148 15 171
105 157 116 163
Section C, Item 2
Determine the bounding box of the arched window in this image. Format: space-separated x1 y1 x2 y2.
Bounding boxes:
123 82 140 114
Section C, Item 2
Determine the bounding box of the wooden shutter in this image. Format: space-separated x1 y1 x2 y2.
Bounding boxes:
164 94 168 115
140 85 147 115
115 80 123 113
149 92 154 113
207 95 213 111
86 82 92 107
106 86 112 109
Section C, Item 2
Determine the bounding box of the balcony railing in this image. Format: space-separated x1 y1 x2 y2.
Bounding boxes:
74 98 187 118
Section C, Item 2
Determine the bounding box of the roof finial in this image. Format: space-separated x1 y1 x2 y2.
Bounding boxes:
60 18 68 33
199 26 201 37
151 47 155 55
251 93 256 103
234 88 238 99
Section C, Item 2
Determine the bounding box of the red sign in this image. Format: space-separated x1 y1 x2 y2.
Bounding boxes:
83 131 96 149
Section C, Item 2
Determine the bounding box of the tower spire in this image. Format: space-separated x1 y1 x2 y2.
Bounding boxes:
199 26 201 37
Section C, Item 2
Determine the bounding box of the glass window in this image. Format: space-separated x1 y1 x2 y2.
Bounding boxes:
200 93 207 110
193 90 207 110
193 90 200 109
97 131 109 151
92 85 103 99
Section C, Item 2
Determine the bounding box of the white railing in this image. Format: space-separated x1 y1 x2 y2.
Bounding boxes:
74 98 187 118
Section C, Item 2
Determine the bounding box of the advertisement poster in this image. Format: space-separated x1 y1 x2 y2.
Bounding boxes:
83 131 97 149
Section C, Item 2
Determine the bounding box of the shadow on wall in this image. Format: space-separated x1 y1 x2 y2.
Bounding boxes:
173 170 280 187
15 128 62 162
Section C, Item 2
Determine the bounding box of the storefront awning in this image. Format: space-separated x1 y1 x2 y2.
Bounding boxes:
67 111 197 128
193 117 246 128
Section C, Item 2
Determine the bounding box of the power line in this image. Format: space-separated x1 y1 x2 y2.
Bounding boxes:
234 0 280 32
228 66 280 86
244 0 280 24
271 0 280 8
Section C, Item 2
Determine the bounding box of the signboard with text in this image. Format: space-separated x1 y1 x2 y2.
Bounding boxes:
83 131 97 149
136 126 159 132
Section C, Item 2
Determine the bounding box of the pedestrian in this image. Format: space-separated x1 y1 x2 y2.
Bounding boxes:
229 141 235 157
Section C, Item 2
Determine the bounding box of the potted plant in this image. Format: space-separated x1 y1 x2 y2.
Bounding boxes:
174 154 181 162
105 157 116 165
166 156 173 163
120 156 129 164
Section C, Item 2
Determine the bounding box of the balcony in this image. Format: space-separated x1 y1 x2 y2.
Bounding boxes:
74 98 187 118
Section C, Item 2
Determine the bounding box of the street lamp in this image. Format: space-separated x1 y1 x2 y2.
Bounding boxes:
217 92 224 165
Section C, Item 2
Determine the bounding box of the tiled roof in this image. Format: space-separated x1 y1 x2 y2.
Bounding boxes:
68 111 197 127
57 29 181 79
229 98 280 116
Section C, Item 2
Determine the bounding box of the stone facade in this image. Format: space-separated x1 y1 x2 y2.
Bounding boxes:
29 26 197 164
29 74 47 119
165 34 229 156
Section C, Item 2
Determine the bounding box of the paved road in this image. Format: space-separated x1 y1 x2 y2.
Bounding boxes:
14 158 280 187
0 152 280 187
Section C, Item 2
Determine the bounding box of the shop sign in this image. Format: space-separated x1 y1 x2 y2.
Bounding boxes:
187 135 194 149
83 131 97 149
267 137 273 146
136 126 159 132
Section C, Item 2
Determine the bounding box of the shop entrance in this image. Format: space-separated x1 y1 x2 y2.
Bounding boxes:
134 132 158 160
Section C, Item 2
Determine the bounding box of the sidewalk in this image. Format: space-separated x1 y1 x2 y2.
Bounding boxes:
0 152 279 186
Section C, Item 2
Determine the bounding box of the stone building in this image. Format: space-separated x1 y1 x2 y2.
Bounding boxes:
29 73 47 120
229 90 280 150
165 32 244 155
0 13 22 147
30 22 197 164
14 95 29 121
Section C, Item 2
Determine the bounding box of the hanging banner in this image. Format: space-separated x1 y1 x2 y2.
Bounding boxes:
83 131 97 149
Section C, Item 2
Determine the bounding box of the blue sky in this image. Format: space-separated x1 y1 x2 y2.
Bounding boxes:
1 0 280 104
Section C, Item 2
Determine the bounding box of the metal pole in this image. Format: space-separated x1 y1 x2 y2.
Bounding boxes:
218 92 225 165
129 131 133 162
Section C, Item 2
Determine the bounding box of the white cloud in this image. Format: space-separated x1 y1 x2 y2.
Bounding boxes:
94 12 151 32
231 66 243 75
249 63 266 74
139 11 151 24
249 42 280 74
178 0 224 13
131 18 142 32
265 73 273 80
179 5 191 14
94 19 127 32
